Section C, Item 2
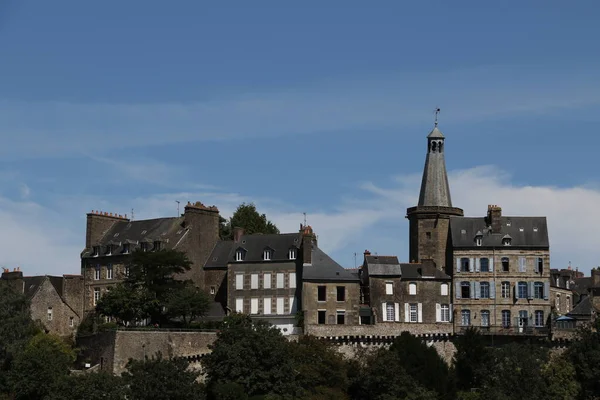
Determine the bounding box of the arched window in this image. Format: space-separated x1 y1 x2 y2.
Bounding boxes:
408 282 417 295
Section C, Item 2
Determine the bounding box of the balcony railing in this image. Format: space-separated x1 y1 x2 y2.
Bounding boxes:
457 325 549 336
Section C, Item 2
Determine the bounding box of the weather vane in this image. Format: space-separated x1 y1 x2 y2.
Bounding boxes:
434 107 441 127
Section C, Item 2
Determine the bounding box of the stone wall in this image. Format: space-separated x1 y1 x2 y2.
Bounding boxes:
305 322 453 338
31 278 80 338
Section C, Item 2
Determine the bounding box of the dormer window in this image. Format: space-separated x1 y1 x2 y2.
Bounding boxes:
288 248 297 260
92 246 100 257
235 248 246 262
153 241 161 251
474 231 483 247
105 245 112 256
263 248 272 261
502 235 512 246
140 242 148 252
123 244 130 254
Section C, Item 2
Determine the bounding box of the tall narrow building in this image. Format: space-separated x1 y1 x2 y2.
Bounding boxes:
406 124 463 273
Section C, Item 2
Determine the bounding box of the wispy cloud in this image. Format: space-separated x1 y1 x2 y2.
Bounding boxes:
1 64 600 159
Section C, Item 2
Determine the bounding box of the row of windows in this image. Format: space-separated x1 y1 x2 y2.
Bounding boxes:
381 302 451 323
456 281 548 300
460 309 545 328
384 282 449 296
93 264 129 281
317 285 346 302
457 257 544 273
91 241 161 257
317 310 348 325
235 296 297 315
235 272 296 290
235 248 297 262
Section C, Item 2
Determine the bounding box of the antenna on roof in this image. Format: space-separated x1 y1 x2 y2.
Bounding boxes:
176 200 180 216
303 212 307 227
434 107 441 127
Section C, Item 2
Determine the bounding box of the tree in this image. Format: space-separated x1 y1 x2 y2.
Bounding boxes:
567 318 600 399
225 203 279 239
95 284 153 325
9 333 76 400
165 284 211 324
453 327 488 391
203 313 300 398
122 353 206 400
541 354 580 400
47 372 127 400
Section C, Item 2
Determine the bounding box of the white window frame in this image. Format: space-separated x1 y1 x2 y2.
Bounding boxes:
235 274 244 290
276 273 284 289
385 282 393 295
235 249 244 262
386 303 395 321
93 288 100 305
276 297 285 315
94 265 101 280
535 310 544 327
250 274 259 289
440 304 450 322
440 283 448 296
263 273 271 289
263 249 272 260
289 296 296 313
69 316 74 327
408 282 417 295
288 248 297 260
409 303 418 322
106 264 113 280
235 298 244 313
250 298 259 314
263 297 272 315
289 272 296 289
47 307 53 321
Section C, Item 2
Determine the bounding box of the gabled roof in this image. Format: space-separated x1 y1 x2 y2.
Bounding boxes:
450 216 549 248
81 217 186 258
364 255 402 276
568 296 593 316
23 276 45 300
303 246 358 282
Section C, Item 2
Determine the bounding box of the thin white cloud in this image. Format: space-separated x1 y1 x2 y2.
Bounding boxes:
1 165 599 276
18 183 30 199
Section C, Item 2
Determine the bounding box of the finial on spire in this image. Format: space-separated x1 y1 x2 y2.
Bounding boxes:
434 107 440 127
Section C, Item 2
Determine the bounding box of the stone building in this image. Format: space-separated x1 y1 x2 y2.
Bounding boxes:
360 252 453 334
550 267 581 315
1 268 84 337
450 205 551 335
80 202 220 313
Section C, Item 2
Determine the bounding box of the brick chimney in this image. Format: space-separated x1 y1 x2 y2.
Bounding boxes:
301 224 316 265
86 210 129 249
486 205 502 233
592 268 600 287
233 227 245 242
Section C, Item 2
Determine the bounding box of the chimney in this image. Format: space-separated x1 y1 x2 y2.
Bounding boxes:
592 268 600 287
86 210 130 249
301 225 316 265
487 205 502 233
364 249 371 256
1 268 24 294
233 227 245 242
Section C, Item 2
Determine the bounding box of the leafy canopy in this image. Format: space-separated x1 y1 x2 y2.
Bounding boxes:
223 203 279 239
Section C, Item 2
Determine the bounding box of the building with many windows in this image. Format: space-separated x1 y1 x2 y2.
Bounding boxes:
450 205 551 335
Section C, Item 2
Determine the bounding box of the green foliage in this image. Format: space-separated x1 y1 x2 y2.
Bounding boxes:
46 371 127 400
453 327 488 391
541 354 581 400
203 313 301 398
122 353 206 400
9 333 76 400
225 203 279 239
210 381 248 400
165 283 211 324
96 283 154 324
567 318 600 399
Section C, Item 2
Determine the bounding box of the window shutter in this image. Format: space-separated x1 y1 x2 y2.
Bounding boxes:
489 281 496 299
417 303 423 323
474 282 480 299
469 258 475 272
394 303 400 322
456 258 461 273
528 282 534 299
404 303 410 322
475 258 481 272
381 303 387 322
534 260 539 273
544 282 550 300
435 303 441 322
455 281 461 299
489 257 494 272
519 257 526 272
470 281 476 298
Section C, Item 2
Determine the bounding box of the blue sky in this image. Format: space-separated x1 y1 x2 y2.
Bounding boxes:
0 1 599 275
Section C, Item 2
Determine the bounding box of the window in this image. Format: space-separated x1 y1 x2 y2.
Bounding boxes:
517 282 528 299
440 304 450 322
555 294 561 311
69 317 74 327
318 310 326 324
318 286 326 301
140 242 148 252
337 286 346 301
263 273 271 289
566 296 571 313
535 310 544 327
461 282 471 298
460 258 469 272
210 286 216 295
94 265 101 280
426 232 431 239
441 283 449 296
289 296 296 313
536 258 543 273
386 282 394 295
92 246 99 257
276 273 284 288
518 257 526 272
409 283 417 295
289 272 296 289
124 266 130 277
263 249 272 260
480 258 489 272
534 282 544 299
93 288 100 305
47 307 53 321
235 298 243 313
250 298 259 314
501 310 511 328
409 304 418 322
276 297 285 315
106 264 113 280
502 257 510 272
566 280 570 289
106 245 112 256
123 244 130 254
264 297 271 314
476 237 482 246
235 274 244 290
250 274 259 289
337 310 345 325
386 303 395 321
501 282 510 298
288 248 297 260
503 236 512 246
480 282 490 299
481 310 490 327
153 241 161 251
235 249 245 261
461 310 471 326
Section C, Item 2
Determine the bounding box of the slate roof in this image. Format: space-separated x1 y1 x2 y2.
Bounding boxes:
303 246 358 282
204 241 235 269
364 255 402 276
568 296 593 316
23 276 45 299
418 127 453 207
231 233 300 262
400 263 451 280
363 255 450 280
450 216 549 248
571 277 593 295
